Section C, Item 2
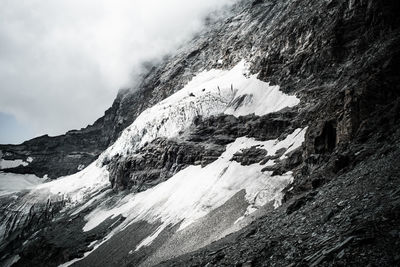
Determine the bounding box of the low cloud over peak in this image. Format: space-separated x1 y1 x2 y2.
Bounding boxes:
0 0 236 144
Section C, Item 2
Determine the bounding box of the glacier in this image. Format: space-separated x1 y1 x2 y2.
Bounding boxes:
1 60 304 266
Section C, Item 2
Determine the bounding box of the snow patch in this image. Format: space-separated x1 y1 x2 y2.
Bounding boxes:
82 128 307 250
35 163 109 205
0 159 28 169
0 172 43 196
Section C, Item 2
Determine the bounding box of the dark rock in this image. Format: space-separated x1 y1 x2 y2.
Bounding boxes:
252 0 263 7
107 137 226 191
231 146 267 166
107 110 297 192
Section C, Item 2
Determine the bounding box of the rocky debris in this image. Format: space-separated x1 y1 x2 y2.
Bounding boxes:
285 191 317 215
304 236 355 266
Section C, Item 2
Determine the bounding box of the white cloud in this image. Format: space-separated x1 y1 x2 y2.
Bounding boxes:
0 0 236 141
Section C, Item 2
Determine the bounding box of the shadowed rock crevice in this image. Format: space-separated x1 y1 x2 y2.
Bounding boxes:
314 121 337 154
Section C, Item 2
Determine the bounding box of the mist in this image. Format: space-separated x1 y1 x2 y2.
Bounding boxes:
0 0 236 144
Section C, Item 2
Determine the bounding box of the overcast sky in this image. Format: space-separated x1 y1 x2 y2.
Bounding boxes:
0 0 235 144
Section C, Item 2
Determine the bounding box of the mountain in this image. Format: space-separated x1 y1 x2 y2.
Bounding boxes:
1 0 400 266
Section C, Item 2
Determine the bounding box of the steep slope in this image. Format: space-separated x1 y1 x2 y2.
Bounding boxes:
0 56 304 267
1 0 400 266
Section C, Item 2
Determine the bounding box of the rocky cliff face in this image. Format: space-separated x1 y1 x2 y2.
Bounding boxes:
0 89 142 178
1 0 399 266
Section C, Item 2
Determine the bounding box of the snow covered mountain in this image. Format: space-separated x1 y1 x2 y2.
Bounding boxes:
1 58 305 266
1 0 400 266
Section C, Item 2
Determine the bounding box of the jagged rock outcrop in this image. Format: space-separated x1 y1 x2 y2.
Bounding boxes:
107 138 225 192
231 146 268 166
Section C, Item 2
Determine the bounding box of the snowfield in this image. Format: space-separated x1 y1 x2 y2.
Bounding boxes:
83 128 307 251
0 172 43 196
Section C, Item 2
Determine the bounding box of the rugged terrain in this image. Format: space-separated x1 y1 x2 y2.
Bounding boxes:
1 0 400 266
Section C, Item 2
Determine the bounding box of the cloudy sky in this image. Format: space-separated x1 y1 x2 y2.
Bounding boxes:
0 0 235 144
